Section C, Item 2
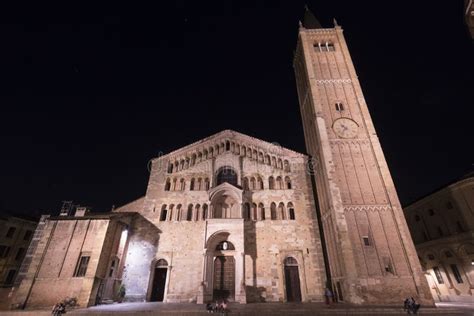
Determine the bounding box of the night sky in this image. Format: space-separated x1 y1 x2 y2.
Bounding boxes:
0 1 472 218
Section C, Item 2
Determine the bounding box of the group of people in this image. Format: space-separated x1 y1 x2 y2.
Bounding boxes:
206 299 228 314
403 297 421 314
51 302 66 315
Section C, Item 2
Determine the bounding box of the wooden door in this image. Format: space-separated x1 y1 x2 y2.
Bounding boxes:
284 265 302 302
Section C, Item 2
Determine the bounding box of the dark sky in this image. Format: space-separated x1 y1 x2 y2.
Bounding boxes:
0 1 473 217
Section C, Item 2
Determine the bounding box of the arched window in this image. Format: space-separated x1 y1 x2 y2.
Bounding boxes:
226 141 230 151
277 159 283 169
276 176 283 189
197 178 202 191
180 178 185 191
180 159 185 170
247 148 252 158
271 157 277 167
244 203 251 220
288 202 295 220
204 178 210 190
172 178 177 191
285 176 292 189
258 203 265 220
168 204 174 221
284 160 290 172
197 152 202 162
202 204 208 220
242 146 246 156
203 149 208 159
264 155 270 165
164 178 171 191
216 166 238 186
176 204 182 221
187 204 193 221
160 205 167 221
236 144 240 155
269 176 275 189
270 202 277 220
190 178 195 191
191 154 196 166
250 177 256 190
243 178 249 190
209 147 214 157
185 158 189 169
252 203 257 221
253 149 257 159
195 204 201 221
257 177 264 190
167 163 173 173
278 202 286 220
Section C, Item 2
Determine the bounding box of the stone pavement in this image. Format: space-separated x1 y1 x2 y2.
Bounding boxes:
0 302 472 316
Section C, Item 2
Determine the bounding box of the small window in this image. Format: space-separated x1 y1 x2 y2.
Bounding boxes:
5 269 16 285
160 209 168 221
433 266 444 284
335 102 344 112
0 245 11 258
15 248 25 261
450 264 463 283
362 236 371 246
6 227 16 238
23 230 33 241
74 254 91 277
289 208 295 220
428 209 435 216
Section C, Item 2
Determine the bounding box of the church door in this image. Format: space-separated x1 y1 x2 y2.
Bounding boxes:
213 256 235 300
284 257 302 302
150 267 167 301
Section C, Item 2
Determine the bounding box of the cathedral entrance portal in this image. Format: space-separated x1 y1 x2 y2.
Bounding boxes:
150 259 168 302
284 257 302 302
213 256 235 300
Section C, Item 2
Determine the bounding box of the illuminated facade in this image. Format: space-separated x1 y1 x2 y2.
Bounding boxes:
404 174 474 302
12 8 435 308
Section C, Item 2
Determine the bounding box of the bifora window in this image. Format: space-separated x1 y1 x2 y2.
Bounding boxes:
216 166 237 186
74 253 91 277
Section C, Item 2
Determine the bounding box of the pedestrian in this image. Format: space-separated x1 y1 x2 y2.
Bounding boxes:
324 288 333 305
206 302 213 313
51 301 66 315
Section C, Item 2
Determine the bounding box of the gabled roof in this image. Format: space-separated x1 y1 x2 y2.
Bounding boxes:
152 129 306 161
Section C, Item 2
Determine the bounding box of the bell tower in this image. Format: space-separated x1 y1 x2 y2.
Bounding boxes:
293 7 433 304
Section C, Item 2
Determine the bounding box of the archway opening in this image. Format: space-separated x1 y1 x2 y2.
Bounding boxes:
213 256 235 301
150 259 168 302
284 257 302 302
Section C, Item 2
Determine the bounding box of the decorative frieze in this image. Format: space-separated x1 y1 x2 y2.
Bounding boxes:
343 204 392 212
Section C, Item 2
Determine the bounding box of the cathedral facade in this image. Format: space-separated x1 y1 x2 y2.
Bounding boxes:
13 9 434 308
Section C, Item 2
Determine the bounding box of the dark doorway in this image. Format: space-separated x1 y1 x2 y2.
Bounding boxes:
213 256 235 300
284 257 302 302
216 166 238 186
150 260 168 302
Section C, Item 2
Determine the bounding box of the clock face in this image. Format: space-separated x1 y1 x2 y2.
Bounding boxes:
332 118 359 138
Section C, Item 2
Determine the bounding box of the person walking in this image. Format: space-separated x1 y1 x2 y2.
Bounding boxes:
324 288 333 305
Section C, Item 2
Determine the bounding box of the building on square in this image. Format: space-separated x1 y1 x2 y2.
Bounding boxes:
404 173 474 302
12 8 433 308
